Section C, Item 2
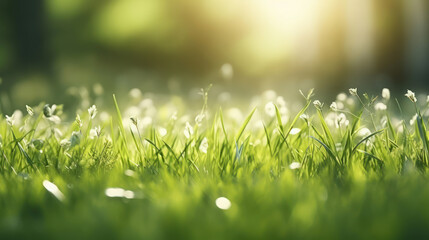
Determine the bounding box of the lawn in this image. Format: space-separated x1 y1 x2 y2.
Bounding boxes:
1 87 429 239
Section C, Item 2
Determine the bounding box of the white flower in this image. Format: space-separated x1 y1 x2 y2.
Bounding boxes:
227 108 243 123
405 90 417 103
129 88 142 99
215 197 231 210
5 110 23 126
5 115 13 126
313 100 323 109
265 102 276 117
300 114 309 121
357 128 371 137
60 139 71 149
158 127 167 137
290 128 301 135
276 96 286 107
289 162 301 170
335 113 349 128
336 93 347 101
184 122 194 139
330 102 338 111
89 126 102 139
199 137 208 154
105 188 135 199
349 88 358 96
47 115 61 125
374 102 387 111
26 105 34 116
89 129 97 139
195 113 205 126
382 88 390 100
88 105 97 119
141 117 152 128
76 114 83 128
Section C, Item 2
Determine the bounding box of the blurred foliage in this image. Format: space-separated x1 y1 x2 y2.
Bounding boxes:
0 0 429 108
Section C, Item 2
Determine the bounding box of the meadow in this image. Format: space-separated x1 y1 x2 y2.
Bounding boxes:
1 86 429 239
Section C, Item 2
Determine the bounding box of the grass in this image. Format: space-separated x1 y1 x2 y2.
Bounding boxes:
1 87 429 239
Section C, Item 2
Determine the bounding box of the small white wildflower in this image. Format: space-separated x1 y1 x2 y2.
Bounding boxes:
105 188 135 199
215 197 231 210
336 93 347 101
158 127 167 137
184 122 194 139
195 113 205 126
47 115 61 125
26 105 34 116
330 102 338 111
141 117 152 128
199 137 208 154
60 139 71 149
276 96 286 107
405 90 417 103
290 128 301 135
374 102 387 111
89 126 102 139
382 88 390 100
139 98 154 110
349 88 358 96
265 101 276 117
5 110 23 126
313 100 323 109
88 105 97 119
75 114 83 128
129 88 142 99
289 162 301 170
100 111 110 122
346 97 355 107
227 108 243 123
125 106 141 119
124 169 135 177
5 115 13 126
357 128 371 137
335 113 349 128
300 114 309 121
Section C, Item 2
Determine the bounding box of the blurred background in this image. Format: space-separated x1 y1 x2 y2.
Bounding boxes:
1 0 429 110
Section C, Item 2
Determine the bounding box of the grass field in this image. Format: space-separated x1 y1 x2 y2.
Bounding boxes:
1 87 429 239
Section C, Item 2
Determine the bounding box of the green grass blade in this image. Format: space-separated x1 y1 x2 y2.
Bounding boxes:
235 108 256 143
